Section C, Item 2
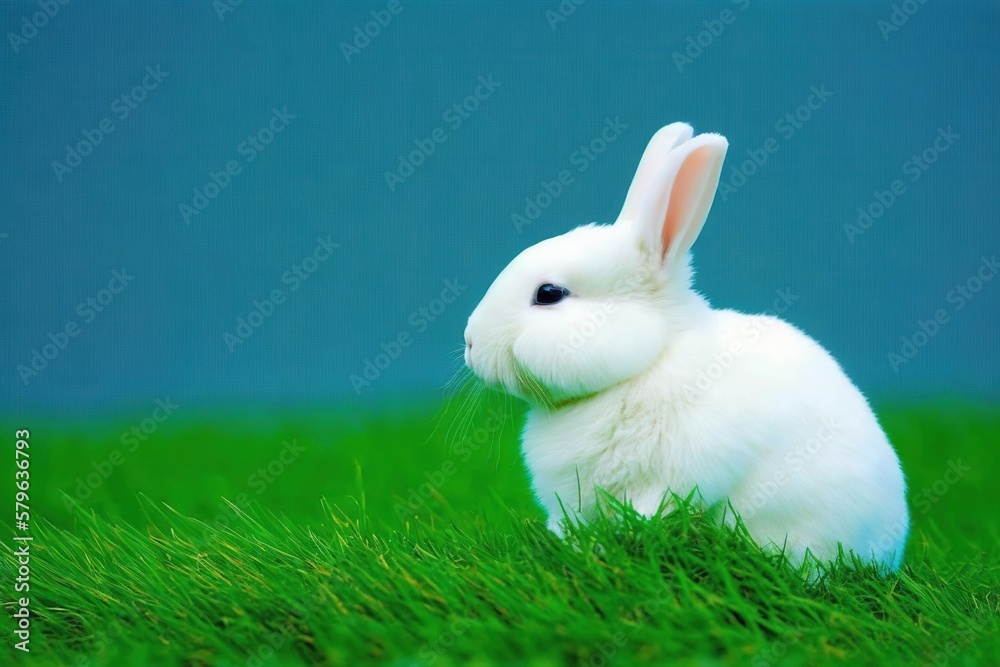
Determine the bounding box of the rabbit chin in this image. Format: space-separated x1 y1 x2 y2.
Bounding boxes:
466 339 654 410
496 363 600 410
465 347 585 408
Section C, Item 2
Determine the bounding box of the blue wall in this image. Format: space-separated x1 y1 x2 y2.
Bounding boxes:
2 1 998 414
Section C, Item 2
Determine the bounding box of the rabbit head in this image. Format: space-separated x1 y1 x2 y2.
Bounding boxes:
465 123 728 407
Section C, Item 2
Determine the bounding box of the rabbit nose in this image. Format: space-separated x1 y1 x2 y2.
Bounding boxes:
464 334 473 351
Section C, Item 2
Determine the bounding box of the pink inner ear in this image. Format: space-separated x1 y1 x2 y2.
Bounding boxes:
661 148 711 260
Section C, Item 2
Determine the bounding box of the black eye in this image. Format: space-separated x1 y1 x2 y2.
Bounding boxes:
534 283 570 305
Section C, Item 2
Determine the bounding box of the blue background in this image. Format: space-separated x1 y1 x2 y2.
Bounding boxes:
2 1 998 416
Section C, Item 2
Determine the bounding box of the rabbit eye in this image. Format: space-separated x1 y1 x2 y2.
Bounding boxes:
534 283 570 305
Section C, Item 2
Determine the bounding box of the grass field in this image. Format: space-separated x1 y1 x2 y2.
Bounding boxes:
1 394 998 666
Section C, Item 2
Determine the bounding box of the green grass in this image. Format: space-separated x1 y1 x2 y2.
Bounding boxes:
1 396 998 666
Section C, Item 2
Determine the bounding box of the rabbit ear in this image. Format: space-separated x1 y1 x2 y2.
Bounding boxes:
616 123 694 225
618 132 728 267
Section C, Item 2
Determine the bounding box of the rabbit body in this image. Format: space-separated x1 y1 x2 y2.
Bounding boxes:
464 123 908 569
522 303 908 569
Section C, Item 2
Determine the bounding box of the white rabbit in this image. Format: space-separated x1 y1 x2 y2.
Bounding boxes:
463 123 909 570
